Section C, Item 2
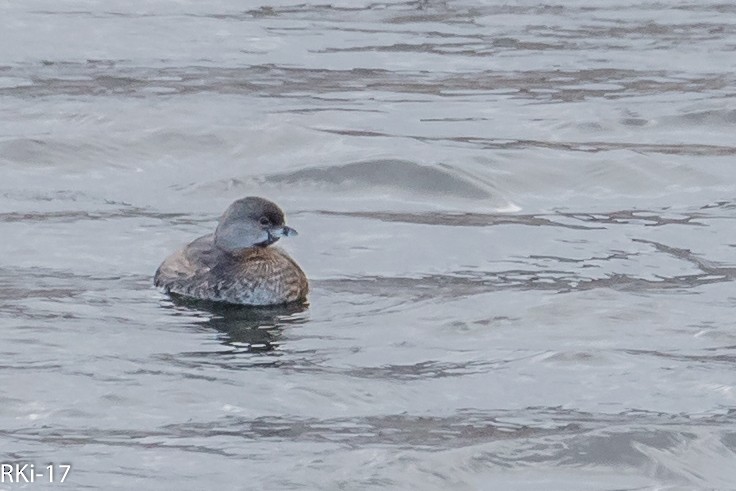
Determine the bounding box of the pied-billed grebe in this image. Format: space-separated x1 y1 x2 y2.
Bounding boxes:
154 197 308 306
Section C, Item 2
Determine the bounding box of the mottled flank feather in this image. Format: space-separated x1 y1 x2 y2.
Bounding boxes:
154 234 308 306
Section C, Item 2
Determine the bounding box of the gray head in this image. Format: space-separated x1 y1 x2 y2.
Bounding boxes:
214 197 298 253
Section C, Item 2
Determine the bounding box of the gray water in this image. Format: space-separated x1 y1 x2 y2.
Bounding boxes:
2 1 736 489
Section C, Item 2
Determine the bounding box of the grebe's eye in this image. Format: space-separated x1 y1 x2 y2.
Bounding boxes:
259 216 271 226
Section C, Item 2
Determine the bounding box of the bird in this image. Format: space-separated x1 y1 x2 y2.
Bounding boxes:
154 196 308 306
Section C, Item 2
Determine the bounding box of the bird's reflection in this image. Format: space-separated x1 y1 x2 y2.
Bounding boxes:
166 295 309 353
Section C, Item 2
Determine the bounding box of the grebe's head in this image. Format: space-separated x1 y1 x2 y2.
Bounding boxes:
214 197 298 253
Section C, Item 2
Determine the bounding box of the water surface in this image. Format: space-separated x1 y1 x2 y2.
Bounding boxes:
1 1 736 489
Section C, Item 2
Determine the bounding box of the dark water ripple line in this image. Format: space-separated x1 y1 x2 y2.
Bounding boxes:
1 64 732 100
632 239 735 276
0 414 578 454
317 265 735 298
0 362 64 371
317 39 569 55
230 2 736 23
314 208 724 228
0 209 208 224
0 430 236 457
533 22 735 41
623 348 736 366
3 408 734 454
152 351 287 373
342 358 515 380
315 128 736 156
28 10 177 19
0 189 106 203
561 211 709 227
315 210 598 229
0 266 147 285
206 2 736 19
29 0 429 20
166 357 520 380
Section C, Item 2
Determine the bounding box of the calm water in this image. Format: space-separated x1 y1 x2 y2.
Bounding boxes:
2 1 736 489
